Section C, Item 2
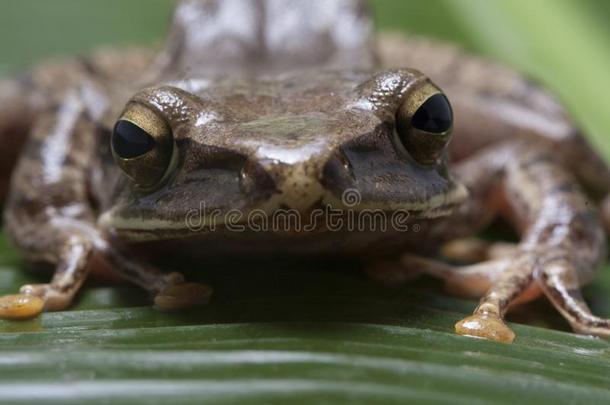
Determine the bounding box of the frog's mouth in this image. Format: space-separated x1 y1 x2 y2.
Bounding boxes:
98 180 468 243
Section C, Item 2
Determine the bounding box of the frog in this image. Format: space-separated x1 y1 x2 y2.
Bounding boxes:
0 0 609 344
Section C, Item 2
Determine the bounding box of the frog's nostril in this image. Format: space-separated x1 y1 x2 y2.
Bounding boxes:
238 159 278 198
321 151 356 193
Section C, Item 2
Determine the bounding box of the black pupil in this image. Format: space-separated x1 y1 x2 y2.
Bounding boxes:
411 93 453 133
112 120 156 159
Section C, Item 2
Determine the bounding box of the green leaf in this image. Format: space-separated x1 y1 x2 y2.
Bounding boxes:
2 1 610 404
1 230 610 404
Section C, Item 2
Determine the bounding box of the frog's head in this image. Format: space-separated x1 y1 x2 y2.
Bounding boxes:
99 69 467 241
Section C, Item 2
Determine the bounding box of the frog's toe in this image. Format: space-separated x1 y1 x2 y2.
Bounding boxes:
537 259 610 338
570 322 610 338
154 282 213 311
19 283 48 297
0 294 45 320
19 283 75 312
455 313 516 344
43 290 75 311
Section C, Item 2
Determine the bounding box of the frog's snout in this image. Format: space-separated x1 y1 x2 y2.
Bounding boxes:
235 114 344 211
254 154 326 212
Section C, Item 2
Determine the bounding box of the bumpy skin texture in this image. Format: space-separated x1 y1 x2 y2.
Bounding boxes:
0 0 609 343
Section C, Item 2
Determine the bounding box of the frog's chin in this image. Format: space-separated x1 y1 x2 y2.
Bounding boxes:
98 181 467 243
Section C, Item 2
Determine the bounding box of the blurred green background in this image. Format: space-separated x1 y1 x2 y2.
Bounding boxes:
1 1 610 404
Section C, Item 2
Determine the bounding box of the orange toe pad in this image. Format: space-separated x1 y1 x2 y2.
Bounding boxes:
455 313 516 344
0 294 45 320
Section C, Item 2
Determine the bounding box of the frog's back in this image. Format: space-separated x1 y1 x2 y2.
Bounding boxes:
155 0 376 78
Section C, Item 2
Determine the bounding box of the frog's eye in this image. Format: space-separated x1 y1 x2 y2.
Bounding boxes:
112 121 155 159
395 87 453 164
111 104 175 190
411 94 453 133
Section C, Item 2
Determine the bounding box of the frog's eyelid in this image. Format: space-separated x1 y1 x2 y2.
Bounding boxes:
350 69 426 116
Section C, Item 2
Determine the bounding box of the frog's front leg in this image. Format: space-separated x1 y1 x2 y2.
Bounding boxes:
0 89 210 320
390 141 607 343
472 143 609 341
462 142 608 342
102 247 213 311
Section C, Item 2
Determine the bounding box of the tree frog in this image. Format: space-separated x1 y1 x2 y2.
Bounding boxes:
0 0 609 344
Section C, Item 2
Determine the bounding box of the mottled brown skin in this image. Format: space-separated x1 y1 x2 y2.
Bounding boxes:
0 0 609 343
